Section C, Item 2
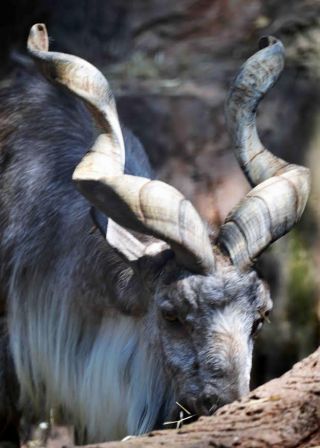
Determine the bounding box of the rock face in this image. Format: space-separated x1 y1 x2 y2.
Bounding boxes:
1 0 320 385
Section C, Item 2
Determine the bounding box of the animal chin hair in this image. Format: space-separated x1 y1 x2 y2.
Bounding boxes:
8 268 171 442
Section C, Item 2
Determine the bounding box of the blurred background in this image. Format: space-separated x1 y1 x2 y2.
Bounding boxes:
1 0 319 387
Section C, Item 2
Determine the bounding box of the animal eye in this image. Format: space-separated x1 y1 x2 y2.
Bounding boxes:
251 318 264 337
162 309 178 322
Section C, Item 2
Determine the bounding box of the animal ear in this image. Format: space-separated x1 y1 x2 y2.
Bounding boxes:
107 220 149 262
90 207 146 262
91 206 169 268
108 221 174 288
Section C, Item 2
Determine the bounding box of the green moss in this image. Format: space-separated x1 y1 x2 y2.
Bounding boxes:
286 228 319 354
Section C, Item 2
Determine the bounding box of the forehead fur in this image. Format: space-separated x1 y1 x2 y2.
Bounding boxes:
157 259 270 314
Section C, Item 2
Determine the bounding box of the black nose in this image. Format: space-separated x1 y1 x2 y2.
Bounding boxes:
196 389 234 416
196 393 218 415
200 395 214 415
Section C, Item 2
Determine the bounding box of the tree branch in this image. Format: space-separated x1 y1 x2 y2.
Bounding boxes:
77 347 320 448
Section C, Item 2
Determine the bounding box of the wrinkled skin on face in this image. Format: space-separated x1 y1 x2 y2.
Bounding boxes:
153 256 272 419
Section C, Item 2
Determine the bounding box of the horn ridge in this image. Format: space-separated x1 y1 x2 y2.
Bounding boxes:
219 37 310 268
27 24 125 169
225 37 286 187
27 23 215 274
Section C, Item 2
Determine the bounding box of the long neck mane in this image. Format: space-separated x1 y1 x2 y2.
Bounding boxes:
8 264 172 442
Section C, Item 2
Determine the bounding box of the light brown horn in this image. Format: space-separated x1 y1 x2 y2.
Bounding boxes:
217 36 310 268
27 24 215 274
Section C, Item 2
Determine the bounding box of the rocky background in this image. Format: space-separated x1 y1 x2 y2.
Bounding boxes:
1 0 320 387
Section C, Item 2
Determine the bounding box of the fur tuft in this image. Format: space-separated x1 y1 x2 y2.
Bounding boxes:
9 267 171 442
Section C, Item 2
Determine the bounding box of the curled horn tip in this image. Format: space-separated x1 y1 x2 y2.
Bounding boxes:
27 23 49 53
228 35 285 107
258 35 280 50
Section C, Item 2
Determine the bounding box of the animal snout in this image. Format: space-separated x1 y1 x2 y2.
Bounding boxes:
195 392 223 415
196 393 217 415
195 385 243 416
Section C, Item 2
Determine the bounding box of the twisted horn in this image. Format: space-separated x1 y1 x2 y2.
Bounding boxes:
218 37 310 268
27 24 215 274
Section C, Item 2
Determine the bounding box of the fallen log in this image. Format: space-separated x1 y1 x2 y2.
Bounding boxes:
76 347 320 448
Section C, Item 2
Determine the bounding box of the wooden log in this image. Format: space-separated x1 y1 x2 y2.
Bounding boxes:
76 347 320 448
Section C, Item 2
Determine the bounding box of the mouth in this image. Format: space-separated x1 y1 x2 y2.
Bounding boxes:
163 404 199 430
163 399 219 430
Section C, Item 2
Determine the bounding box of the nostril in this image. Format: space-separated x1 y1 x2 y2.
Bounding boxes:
197 393 217 416
202 396 213 414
